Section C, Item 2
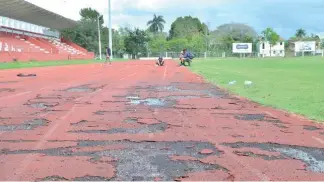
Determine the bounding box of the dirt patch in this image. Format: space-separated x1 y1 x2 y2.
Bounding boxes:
65 85 96 93
0 81 18 84
69 122 168 134
303 125 321 131
123 117 139 123
0 88 15 93
0 119 50 132
234 114 265 121
233 151 286 160
25 102 59 109
73 175 112 181
71 120 90 126
223 142 324 173
38 175 69 181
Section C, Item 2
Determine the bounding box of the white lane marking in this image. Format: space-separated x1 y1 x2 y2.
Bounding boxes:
163 65 168 81
174 109 270 181
313 136 324 145
9 72 137 180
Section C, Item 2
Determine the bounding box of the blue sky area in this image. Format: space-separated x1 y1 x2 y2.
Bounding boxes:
121 0 323 39
26 0 324 39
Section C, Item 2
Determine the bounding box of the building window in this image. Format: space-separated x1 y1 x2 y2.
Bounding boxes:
280 42 283 45
280 50 283 53
262 43 265 49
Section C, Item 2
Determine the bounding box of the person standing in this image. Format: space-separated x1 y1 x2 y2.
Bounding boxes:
105 46 111 65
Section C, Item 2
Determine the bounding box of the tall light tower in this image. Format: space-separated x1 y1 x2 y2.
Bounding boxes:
108 0 113 59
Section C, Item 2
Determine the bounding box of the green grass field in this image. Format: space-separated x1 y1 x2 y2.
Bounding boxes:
190 56 324 122
0 59 129 70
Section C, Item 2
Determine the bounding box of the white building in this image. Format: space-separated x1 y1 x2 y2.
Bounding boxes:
258 40 285 57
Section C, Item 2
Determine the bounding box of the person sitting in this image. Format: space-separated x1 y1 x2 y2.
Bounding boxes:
179 51 184 66
156 56 164 66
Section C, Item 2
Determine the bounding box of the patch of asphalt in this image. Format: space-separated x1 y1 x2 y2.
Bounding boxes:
2 140 226 181
223 142 324 173
233 151 286 160
64 84 105 93
0 119 50 132
68 122 168 134
0 88 15 93
303 125 321 131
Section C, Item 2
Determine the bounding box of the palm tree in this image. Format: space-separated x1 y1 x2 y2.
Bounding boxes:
147 14 166 33
295 28 306 39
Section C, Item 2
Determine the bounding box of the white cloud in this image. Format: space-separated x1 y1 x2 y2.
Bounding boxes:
25 0 230 30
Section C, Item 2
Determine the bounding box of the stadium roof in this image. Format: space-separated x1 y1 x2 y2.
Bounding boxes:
0 0 77 30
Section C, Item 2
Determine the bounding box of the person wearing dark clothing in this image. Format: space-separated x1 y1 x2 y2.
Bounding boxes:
156 56 164 66
181 48 194 66
105 46 111 65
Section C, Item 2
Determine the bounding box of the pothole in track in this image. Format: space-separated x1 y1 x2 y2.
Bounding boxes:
223 142 324 173
69 122 168 134
25 102 59 109
4 140 227 181
0 119 50 131
64 85 97 93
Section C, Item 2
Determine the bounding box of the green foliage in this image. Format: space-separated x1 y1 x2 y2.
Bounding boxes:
147 14 166 33
167 38 188 52
262 27 280 46
148 34 168 53
124 28 150 59
80 8 104 26
169 16 207 40
208 23 257 53
295 28 306 39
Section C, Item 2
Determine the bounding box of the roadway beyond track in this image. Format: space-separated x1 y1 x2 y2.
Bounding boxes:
0 60 324 181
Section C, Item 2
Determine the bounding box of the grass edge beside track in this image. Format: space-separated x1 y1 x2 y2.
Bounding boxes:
189 57 324 123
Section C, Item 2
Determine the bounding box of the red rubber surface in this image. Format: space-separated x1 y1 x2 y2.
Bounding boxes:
0 60 324 181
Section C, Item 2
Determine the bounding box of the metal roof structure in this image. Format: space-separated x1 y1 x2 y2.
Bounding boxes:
0 0 77 30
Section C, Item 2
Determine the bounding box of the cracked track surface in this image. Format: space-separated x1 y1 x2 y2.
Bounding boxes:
0 61 324 181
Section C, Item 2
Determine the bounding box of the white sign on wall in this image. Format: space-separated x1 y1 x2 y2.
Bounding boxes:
294 41 316 52
232 43 252 53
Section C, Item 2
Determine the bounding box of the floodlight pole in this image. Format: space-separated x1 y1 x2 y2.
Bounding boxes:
108 0 113 59
97 15 102 60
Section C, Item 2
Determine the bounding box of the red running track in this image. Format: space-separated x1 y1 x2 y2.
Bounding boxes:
0 60 324 181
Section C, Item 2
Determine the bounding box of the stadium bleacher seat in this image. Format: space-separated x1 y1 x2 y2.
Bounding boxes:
0 31 94 62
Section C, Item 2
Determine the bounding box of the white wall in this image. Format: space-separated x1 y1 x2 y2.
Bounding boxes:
258 41 285 57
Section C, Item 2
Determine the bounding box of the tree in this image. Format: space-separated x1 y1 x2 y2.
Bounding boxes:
148 33 168 55
208 23 257 53
295 28 306 39
124 28 150 59
60 8 105 55
169 16 208 40
80 8 104 25
147 14 166 33
210 23 257 42
262 28 280 56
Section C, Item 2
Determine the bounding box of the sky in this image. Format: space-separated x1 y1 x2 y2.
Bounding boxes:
25 0 324 39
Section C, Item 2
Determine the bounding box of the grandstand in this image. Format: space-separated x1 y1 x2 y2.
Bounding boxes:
0 0 94 62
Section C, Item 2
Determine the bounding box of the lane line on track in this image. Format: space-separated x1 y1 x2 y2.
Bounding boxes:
163 65 168 81
312 136 324 145
0 66 131 101
8 71 137 181
174 109 271 181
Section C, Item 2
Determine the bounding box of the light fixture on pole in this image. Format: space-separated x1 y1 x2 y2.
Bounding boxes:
108 0 113 59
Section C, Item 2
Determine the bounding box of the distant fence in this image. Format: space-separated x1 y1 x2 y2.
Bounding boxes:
140 50 324 59
96 50 324 60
